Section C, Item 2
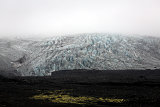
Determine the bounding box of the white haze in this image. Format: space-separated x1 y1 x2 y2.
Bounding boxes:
0 0 160 38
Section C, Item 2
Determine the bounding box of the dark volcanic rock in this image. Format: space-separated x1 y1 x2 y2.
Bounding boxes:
0 55 20 77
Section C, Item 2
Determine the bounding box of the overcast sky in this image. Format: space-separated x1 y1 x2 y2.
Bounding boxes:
0 0 160 38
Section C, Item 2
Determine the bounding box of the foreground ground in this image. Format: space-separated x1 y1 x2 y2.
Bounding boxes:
0 70 160 107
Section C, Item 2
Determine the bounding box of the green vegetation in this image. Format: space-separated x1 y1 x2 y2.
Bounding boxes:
31 89 126 105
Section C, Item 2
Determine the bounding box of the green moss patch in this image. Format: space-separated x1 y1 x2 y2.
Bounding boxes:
31 90 126 105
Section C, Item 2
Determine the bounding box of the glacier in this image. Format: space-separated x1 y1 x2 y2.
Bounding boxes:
0 33 160 76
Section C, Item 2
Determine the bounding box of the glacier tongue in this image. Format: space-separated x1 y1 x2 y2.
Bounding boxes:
1 33 160 76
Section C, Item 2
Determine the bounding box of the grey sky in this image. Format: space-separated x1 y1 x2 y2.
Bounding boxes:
0 0 160 37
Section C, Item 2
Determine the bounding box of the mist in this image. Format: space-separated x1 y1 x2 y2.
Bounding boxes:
0 0 160 38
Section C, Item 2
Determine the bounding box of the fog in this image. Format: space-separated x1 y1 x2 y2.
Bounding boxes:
0 0 160 38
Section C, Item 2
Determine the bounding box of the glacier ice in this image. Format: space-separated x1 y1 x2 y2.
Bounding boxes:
0 33 160 76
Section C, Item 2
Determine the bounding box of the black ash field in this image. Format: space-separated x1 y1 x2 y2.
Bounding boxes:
1 69 160 107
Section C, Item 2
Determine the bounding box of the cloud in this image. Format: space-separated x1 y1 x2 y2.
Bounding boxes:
0 0 160 37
